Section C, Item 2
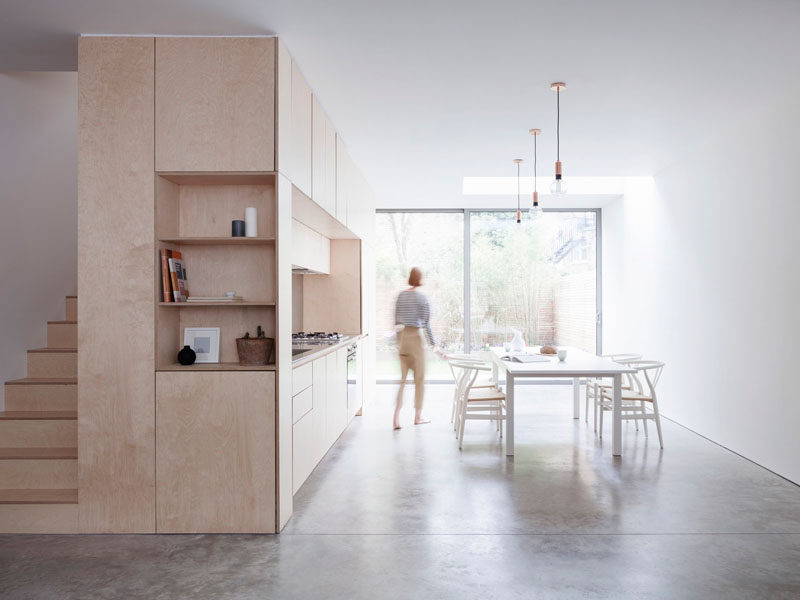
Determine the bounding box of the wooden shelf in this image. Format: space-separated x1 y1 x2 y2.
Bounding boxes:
159 237 275 246
158 363 276 372
157 171 276 185
159 301 275 307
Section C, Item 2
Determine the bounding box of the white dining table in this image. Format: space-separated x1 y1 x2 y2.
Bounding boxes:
488 347 636 457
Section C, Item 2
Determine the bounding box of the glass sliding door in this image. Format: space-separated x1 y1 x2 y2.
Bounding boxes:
470 211 597 352
374 209 598 381
375 212 464 380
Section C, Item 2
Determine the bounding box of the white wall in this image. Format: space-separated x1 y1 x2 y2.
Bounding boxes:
0 72 77 407
603 91 800 484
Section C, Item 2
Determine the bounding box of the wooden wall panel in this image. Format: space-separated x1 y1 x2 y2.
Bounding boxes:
156 372 275 533
302 239 362 334
155 37 275 172
77 36 156 532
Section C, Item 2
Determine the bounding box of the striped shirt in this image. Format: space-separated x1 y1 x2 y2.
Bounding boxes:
395 289 436 346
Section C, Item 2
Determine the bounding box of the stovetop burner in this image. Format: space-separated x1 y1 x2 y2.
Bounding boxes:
292 331 343 343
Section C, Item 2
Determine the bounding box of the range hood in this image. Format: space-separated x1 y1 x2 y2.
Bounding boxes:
292 266 327 275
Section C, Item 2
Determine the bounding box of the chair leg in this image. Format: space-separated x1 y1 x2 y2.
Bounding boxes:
584 382 590 422
598 401 604 438
641 401 648 436
652 398 664 448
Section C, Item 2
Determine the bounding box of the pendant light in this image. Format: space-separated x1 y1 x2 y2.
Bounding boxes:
513 158 524 223
550 82 567 195
529 128 542 218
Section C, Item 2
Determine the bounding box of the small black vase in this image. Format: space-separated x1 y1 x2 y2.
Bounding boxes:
177 345 196 366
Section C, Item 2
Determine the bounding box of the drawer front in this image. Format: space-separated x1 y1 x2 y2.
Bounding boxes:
292 362 313 395
292 386 313 424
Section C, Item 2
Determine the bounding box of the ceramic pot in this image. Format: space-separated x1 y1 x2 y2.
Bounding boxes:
177 345 196 365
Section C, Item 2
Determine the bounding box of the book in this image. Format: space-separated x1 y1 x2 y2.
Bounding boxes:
160 249 173 302
168 251 189 302
501 354 552 363
186 296 243 303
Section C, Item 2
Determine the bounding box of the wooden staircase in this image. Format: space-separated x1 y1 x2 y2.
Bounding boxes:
0 296 79 532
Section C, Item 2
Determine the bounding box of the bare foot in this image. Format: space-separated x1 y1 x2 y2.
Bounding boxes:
393 424 402 430
414 418 431 425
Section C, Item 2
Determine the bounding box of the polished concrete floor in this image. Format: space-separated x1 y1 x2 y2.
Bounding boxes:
2 384 799 599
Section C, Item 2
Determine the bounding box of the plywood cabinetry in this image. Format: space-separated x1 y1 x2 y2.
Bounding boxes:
335 135 351 225
78 36 156 533
302 239 361 334
290 62 312 196
155 37 275 172
312 97 337 216
156 372 275 533
291 218 331 274
312 357 327 463
326 349 348 447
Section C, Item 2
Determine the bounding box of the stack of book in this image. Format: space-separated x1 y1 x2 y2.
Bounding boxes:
186 296 244 303
160 249 189 302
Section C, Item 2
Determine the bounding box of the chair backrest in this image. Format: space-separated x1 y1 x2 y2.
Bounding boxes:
448 360 490 398
626 360 665 397
605 353 642 362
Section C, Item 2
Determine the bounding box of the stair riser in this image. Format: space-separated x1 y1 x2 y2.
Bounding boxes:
47 323 77 348
27 353 77 378
0 459 77 489
66 297 78 321
0 420 76 447
4 384 77 411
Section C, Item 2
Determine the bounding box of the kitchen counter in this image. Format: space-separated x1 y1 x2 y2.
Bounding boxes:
291 334 365 368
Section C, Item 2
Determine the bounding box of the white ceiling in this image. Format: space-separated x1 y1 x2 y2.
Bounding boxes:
3 0 800 207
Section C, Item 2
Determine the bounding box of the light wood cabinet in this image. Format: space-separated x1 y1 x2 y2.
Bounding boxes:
292 410 314 493
290 62 312 196
312 357 327 463
155 372 276 533
312 97 336 216
291 218 330 274
335 135 350 225
78 36 156 533
155 37 275 172
325 348 348 447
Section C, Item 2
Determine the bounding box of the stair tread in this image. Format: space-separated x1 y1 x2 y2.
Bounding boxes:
47 320 77 325
5 377 77 385
0 489 78 504
0 411 77 420
0 448 78 459
28 347 77 353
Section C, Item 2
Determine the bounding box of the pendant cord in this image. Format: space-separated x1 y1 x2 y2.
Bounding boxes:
516 161 521 211
534 134 537 192
556 88 560 162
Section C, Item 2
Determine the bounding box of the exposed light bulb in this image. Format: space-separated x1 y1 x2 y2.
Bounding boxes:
529 190 542 218
550 160 567 195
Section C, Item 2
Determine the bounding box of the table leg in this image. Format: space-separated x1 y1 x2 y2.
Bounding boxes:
612 373 622 456
506 372 515 456
573 378 580 419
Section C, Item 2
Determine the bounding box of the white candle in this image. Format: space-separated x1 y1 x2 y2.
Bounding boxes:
245 207 258 238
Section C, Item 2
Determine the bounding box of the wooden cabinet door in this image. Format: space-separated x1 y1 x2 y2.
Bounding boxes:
325 352 339 447
292 410 314 494
155 372 275 533
336 347 348 429
290 62 312 196
312 357 327 463
312 96 336 216
335 135 350 226
155 37 275 172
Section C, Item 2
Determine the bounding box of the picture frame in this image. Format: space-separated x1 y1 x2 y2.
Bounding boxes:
183 327 220 364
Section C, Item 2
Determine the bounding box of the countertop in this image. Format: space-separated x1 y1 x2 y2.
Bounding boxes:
291 334 365 368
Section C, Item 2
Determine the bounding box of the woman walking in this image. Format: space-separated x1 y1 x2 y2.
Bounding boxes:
393 267 437 429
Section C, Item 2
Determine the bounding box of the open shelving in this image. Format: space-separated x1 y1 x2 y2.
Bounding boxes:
155 172 277 371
